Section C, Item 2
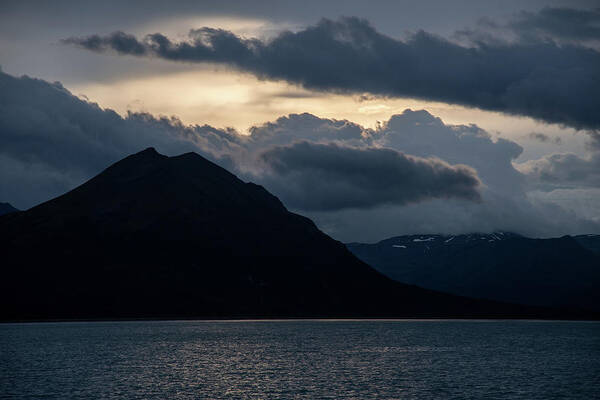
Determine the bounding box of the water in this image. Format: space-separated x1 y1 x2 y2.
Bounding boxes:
1 320 598 399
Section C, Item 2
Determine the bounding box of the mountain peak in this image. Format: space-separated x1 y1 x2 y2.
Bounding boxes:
139 146 159 155
1 149 586 320
347 232 600 312
118 147 166 162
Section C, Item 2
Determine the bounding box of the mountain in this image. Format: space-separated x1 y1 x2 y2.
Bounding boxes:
0 202 18 216
0 148 591 321
347 233 600 311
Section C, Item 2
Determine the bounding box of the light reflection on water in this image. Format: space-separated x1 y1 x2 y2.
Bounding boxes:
1 320 599 399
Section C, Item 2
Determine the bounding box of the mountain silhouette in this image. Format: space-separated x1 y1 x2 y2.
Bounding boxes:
347 233 600 311
0 149 593 320
0 202 18 216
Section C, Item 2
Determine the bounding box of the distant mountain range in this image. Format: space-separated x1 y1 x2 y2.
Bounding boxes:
0 202 18 216
2 148 589 321
347 233 600 311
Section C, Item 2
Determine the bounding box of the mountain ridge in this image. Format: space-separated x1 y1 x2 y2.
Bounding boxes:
347 232 600 311
1 148 596 320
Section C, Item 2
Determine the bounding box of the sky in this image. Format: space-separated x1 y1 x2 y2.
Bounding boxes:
1 0 599 242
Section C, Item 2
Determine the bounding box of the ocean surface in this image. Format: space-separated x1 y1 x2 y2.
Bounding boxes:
1 320 598 399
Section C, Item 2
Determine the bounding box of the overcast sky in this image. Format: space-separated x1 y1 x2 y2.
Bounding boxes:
1 0 599 241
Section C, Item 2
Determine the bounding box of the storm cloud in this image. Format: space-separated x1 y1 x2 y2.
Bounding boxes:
248 110 600 240
0 69 481 213
0 70 239 207
259 142 481 211
65 14 600 130
509 7 600 42
1 69 598 241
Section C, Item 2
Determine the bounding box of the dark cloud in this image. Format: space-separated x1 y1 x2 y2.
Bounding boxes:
528 132 562 144
248 110 600 240
1 69 598 240
0 69 479 215
454 7 600 48
259 141 481 211
63 31 147 55
65 16 600 130
509 7 600 42
378 109 525 195
0 70 238 208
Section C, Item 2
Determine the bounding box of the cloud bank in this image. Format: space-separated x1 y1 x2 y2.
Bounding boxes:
509 7 600 42
0 70 241 206
260 142 480 211
1 69 598 241
0 70 479 215
65 12 600 130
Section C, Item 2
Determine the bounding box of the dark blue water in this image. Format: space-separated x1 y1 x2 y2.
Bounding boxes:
1 320 598 399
